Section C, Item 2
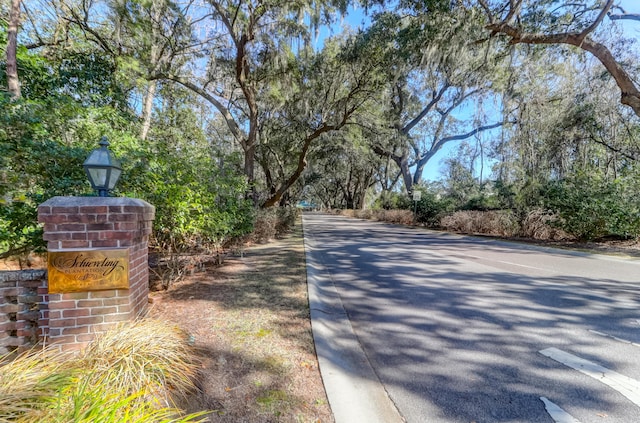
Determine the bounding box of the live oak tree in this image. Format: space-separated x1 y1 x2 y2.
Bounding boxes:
258 35 387 207
302 126 385 210
152 0 352 204
494 47 640 183
1 0 256 259
362 8 509 194
475 0 640 118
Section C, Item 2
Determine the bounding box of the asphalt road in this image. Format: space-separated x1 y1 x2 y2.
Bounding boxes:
303 213 640 423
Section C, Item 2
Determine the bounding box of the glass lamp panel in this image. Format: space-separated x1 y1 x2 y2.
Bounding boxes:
88 168 108 188
108 168 122 190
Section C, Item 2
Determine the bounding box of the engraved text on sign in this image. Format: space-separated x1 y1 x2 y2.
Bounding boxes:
48 249 129 293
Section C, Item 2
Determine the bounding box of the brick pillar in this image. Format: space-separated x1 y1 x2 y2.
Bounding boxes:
37 196 155 352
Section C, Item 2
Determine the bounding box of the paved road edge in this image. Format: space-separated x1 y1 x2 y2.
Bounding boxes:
302 214 405 423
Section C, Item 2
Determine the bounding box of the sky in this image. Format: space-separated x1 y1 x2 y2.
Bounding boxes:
617 1 640 44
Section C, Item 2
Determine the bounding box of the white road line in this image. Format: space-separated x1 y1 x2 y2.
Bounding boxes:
540 347 640 407
464 254 547 271
589 329 640 347
539 397 582 423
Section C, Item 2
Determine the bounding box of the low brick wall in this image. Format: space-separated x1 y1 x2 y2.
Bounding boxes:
0 270 48 355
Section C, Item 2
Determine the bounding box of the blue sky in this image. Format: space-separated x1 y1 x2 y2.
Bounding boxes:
617 0 640 40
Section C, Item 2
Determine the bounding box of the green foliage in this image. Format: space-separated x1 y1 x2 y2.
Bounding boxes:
540 173 640 241
0 40 146 258
414 189 455 226
373 188 453 227
459 182 518 212
0 96 94 257
131 100 254 252
374 191 411 210
0 43 254 260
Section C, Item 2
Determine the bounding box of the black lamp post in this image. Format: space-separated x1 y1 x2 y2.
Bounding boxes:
83 136 122 197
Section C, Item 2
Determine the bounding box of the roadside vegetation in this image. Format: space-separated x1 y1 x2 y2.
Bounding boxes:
336 172 640 242
2 1 639 266
0 319 207 423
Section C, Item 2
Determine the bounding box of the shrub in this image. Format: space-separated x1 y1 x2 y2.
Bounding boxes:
338 209 355 218
440 210 519 237
540 174 640 241
353 209 373 220
275 207 299 236
414 193 455 227
373 192 411 210
249 207 299 244
376 210 414 225
251 208 278 243
520 209 573 240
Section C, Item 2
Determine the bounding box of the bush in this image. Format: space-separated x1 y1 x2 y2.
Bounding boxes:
275 207 299 235
440 210 519 237
373 191 411 210
353 209 373 220
252 209 278 243
0 98 94 259
335 209 414 225
249 207 299 244
375 209 414 225
540 174 640 241
338 209 355 218
519 209 573 240
414 192 454 227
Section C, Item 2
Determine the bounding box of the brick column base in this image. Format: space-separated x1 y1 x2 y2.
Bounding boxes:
38 196 155 352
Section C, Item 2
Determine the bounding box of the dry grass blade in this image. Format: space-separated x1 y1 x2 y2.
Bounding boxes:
0 349 75 422
77 319 199 404
0 320 206 423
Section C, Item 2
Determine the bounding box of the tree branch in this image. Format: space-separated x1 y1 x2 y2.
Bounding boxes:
485 1 640 118
154 73 246 146
608 13 640 22
402 82 450 134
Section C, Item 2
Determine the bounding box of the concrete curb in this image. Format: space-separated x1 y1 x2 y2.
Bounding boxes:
303 215 404 423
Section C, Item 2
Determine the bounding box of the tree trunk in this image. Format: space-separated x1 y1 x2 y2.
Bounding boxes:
7 0 21 100
244 140 256 199
140 80 157 140
261 123 338 208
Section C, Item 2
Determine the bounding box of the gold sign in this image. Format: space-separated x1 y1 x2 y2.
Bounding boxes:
48 249 129 293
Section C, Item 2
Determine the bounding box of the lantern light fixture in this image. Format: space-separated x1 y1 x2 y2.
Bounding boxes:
83 136 122 197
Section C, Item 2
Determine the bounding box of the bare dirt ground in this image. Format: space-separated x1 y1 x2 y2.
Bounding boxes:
148 222 334 423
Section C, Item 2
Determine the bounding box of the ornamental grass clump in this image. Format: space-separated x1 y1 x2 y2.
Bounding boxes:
0 319 207 423
77 318 198 405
